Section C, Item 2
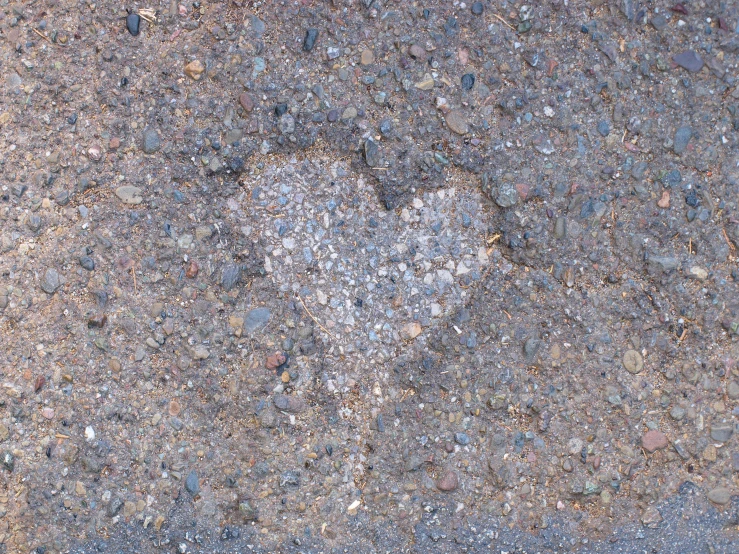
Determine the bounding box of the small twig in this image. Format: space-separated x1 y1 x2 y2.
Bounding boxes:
130 264 137 293
297 294 336 340
32 28 52 43
722 227 736 251
493 13 516 31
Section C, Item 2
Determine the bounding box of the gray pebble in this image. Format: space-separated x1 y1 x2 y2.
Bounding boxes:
185 470 200 495
710 424 733 442
221 264 241 291
40 268 65 294
107 496 123 517
142 128 161 154
673 126 692 155
79 256 95 271
244 307 271 333
454 432 470 445
494 182 518 208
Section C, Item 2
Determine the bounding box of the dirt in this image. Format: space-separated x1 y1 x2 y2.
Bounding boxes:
1 0 739 552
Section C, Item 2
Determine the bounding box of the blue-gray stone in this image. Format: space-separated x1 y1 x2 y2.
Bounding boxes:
126 14 140 36
244 307 271 333
673 126 692 154
454 432 470 445
221 264 241 291
303 28 319 51
142 128 161 154
185 470 200 495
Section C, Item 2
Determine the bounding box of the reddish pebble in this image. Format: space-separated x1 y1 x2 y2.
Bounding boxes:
88 313 107 328
239 93 254 112
657 190 670 208
593 455 601 470
546 58 559 77
642 430 669 453
109 137 121 150
515 183 530 201
41 407 54 420
436 468 458 491
185 260 199 278
266 351 287 370
34 375 46 393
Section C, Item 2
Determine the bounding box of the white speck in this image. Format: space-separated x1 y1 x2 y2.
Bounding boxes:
347 500 361 511
543 106 555 118
85 426 95 441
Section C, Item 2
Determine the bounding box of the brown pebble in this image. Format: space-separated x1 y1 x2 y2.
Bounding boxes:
266 351 287 370
239 92 254 112
184 60 205 80
515 183 530 201
87 313 107 328
657 190 670 208
34 375 46 393
281 371 290 383
593 455 601 470
109 137 121 150
168 400 181 417
436 468 459 491
642 430 669 453
185 260 199 278
361 49 375 65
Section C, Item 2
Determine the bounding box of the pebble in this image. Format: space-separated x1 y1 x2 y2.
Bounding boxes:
79 256 95 271
471 2 484 15
707 487 731 505
597 121 611 136
673 126 692 155
409 44 425 59
244 307 271 333
710 424 733 442
185 471 200 495
445 110 469 135
364 138 380 167
641 506 663 528
436 469 458 491
341 107 358 120
658 191 670 208
415 76 435 91
642 430 668 453
454 432 470 446
239 93 254 112
303 28 319 52
493 182 518 208
622 349 643 374
184 60 205 80
126 14 141 36
400 322 422 340
673 50 704 73
40 268 65 294
361 49 374 65
265 351 286 370
274 395 307 414
115 186 143 205
107 496 123 517
460 73 475 91
221 264 241 291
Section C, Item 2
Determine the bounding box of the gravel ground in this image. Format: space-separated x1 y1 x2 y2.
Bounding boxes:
1 0 739 552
